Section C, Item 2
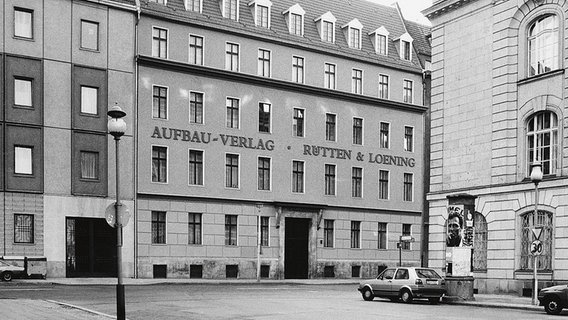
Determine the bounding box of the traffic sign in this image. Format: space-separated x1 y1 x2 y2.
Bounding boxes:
530 240 543 256
532 228 542 240
400 236 415 242
105 202 131 228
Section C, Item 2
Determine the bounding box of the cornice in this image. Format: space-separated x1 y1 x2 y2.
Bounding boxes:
422 0 478 19
137 55 429 114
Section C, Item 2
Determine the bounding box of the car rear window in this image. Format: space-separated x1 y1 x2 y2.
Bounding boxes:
415 269 442 279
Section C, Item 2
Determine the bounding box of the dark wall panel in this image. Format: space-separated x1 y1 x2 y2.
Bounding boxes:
72 66 107 133
71 131 108 196
5 56 43 125
5 125 43 192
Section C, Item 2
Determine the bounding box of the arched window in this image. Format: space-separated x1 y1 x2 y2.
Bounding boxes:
473 212 487 271
520 210 552 270
528 15 559 76
526 111 558 176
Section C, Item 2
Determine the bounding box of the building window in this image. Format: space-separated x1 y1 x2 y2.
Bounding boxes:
14 214 34 244
189 92 203 124
258 49 271 77
352 69 363 94
402 224 411 250
527 111 558 175
324 164 336 196
293 108 304 137
351 221 361 248
80 20 99 50
403 80 413 104
258 103 271 133
80 151 99 180
188 213 202 245
322 21 334 43
259 216 269 246
380 122 390 148
152 27 168 58
473 212 487 271
377 34 387 55
401 40 411 60
189 35 204 65
225 214 238 246
290 13 302 36
325 113 336 141
226 98 240 129
353 118 363 145
225 154 239 188
223 0 238 20
349 28 361 49
258 157 271 191
256 5 269 28
324 63 336 89
378 222 387 249
404 126 414 152
324 219 334 247
378 74 389 99
14 78 32 107
152 86 167 119
225 42 239 71
152 146 167 183
152 211 166 244
80 86 98 115
292 160 304 193
292 56 304 83
352 167 362 198
15 146 33 175
185 0 201 12
188 149 203 186
528 15 559 76
378 170 389 200
14 8 33 39
520 210 552 270
403 173 413 202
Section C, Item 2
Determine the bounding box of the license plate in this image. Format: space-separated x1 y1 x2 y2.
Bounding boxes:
426 280 438 285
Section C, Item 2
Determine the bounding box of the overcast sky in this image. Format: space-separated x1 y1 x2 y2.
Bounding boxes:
367 0 433 25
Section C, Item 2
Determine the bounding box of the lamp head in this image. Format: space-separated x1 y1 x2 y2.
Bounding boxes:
107 103 127 139
530 160 543 184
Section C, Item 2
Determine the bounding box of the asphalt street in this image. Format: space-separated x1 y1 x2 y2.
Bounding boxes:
0 283 564 319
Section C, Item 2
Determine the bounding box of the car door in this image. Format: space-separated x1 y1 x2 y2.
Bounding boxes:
372 268 396 297
390 268 410 296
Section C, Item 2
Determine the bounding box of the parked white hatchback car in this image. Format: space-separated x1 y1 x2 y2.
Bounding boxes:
0 260 25 281
358 267 446 304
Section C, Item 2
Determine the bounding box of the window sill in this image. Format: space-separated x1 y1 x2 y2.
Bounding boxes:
514 269 553 280
518 69 564 85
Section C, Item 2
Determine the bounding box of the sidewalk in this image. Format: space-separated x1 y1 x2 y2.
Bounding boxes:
1 278 543 319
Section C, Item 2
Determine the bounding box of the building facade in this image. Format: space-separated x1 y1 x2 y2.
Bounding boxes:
424 0 568 294
0 0 137 278
135 0 429 279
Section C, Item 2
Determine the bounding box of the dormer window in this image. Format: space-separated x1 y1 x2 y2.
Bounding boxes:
396 32 413 61
342 19 363 50
249 0 272 28
369 26 389 55
221 0 239 20
315 12 336 43
185 0 202 12
283 4 305 36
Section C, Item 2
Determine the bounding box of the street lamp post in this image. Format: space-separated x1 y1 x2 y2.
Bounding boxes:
108 103 127 320
530 160 543 306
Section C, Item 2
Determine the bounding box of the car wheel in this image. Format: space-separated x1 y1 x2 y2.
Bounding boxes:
400 289 413 303
362 288 374 301
428 297 440 305
544 297 563 315
2 271 13 282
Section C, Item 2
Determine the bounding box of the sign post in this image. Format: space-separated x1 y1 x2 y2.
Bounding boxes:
398 236 414 266
531 228 542 306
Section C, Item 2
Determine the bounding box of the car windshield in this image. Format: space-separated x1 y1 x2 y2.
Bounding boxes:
415 268 442 279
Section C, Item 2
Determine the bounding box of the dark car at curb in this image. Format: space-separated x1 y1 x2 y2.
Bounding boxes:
358 267 446 304
0 260 25 281
538 284 568 315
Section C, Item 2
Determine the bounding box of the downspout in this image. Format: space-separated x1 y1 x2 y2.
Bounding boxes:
133 0 141 278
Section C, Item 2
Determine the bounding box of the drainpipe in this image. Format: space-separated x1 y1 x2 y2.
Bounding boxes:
133 0 141 279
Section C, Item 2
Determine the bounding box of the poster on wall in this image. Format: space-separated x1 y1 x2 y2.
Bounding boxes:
446 205 474 248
